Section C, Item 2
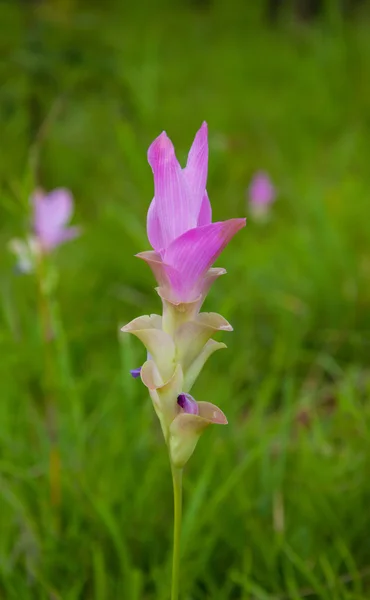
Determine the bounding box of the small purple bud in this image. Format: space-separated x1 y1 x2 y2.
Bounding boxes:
130 367 142 379
177 393 199 415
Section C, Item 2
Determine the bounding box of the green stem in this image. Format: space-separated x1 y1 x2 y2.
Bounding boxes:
36 253 61 513
171 465 183 600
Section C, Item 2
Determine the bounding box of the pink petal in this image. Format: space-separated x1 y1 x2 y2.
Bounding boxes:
147 132 195 248
197 267 226 302
136 250 182 292
184 122 209 221
137 255 227 307
146 198 164 253
136 251 167 287
159 267 226 316
197 191 212 226
163 219 246 299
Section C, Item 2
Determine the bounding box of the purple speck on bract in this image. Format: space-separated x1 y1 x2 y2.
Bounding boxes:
177 393 199 415
130 367 142 379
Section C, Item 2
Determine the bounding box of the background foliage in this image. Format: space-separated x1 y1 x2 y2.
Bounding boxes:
1 0 370 598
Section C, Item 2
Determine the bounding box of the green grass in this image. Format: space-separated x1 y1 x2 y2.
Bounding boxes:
1 1 370 598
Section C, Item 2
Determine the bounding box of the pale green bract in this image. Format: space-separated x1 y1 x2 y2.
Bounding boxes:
121 288 229 468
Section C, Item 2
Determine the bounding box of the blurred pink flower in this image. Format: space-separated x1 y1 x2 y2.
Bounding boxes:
137 122 246 303
32 188 80 252
248 171 276 220
9 188 80 273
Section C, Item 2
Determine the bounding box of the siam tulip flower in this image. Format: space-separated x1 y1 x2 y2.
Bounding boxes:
248 171 276 221
9 188 80 273
121 122 246 600
122 122 245 466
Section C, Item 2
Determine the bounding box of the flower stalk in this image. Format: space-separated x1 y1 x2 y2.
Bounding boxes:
35 252 61 513
171 465 183 600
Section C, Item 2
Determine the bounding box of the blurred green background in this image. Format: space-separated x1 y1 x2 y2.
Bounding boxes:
1 0 370 598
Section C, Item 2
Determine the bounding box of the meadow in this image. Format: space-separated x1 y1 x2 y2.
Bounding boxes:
1 1 370 598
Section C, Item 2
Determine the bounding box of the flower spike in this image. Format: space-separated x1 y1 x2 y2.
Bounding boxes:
122 122 245 466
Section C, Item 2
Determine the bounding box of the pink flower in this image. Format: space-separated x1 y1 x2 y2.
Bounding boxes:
248 171 276 220
123 123 244 467
139 123 246 303
32 188 80 252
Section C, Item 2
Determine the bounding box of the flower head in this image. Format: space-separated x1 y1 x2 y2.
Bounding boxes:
140 123 246 303
32 188 80 252
9 188 80 273
248 171 276 220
